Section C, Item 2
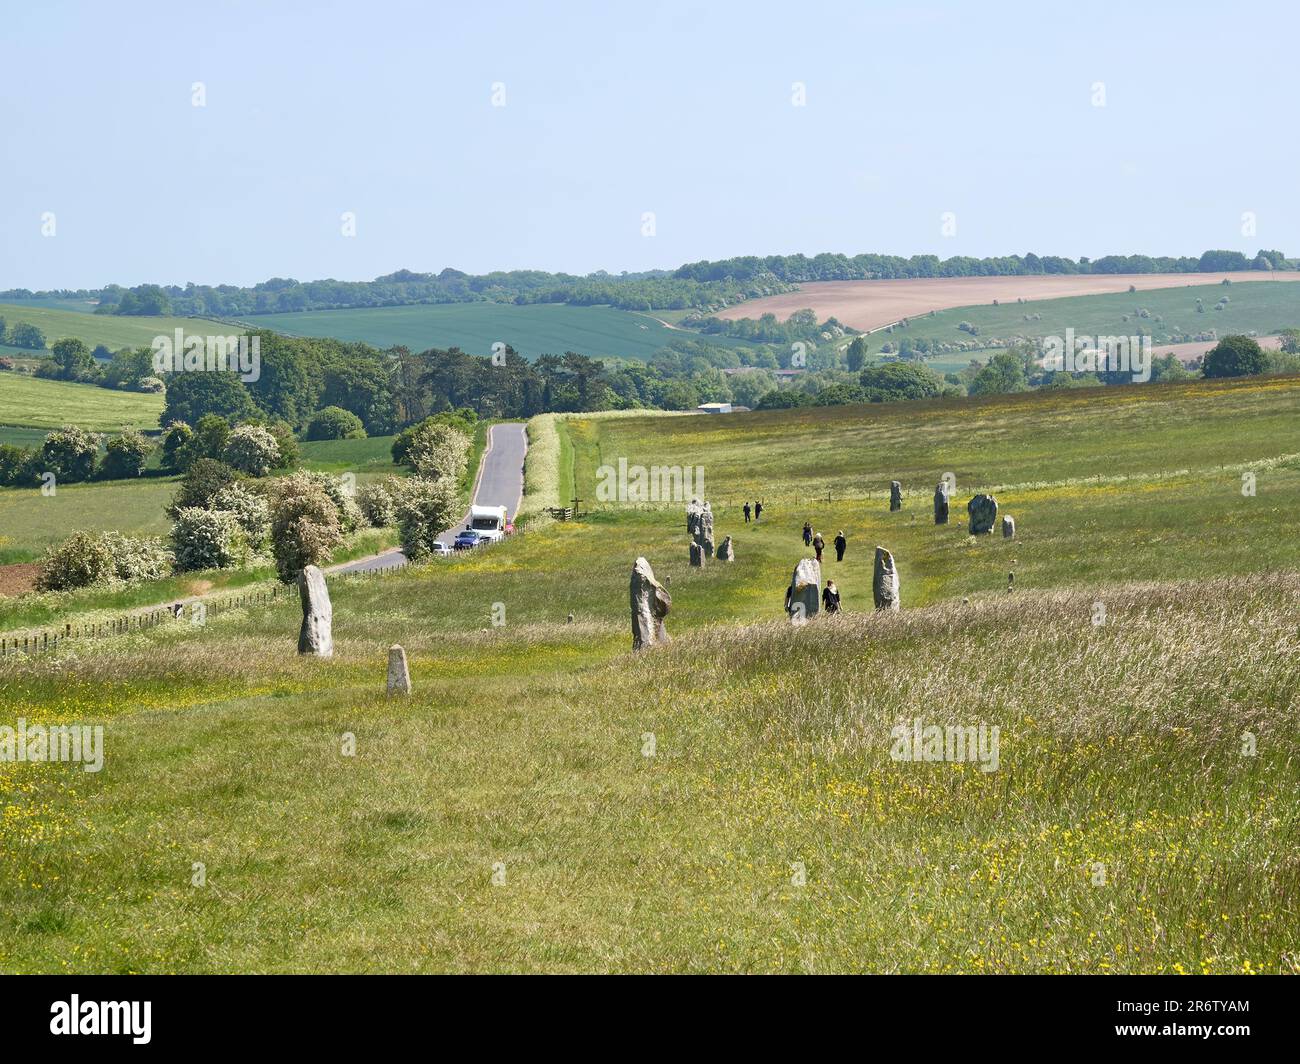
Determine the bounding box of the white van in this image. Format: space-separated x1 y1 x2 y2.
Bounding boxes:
467 504 508 543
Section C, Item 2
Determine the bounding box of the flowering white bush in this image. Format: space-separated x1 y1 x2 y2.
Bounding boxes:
269 471 343 581
211 482 271 550
171 507 247 572
356 481 396 527
397 476 459 560
37 531 172 591
223 424 281 477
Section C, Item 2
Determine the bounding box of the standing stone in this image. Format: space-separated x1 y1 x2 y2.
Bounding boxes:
630 557 671 650
1002 515 1015 539
387 644 411 695
967 493 998 535
686 499 702 536
890 481 902 512
717 535 734 561
697 504 715 558
689 541 705 567
934 482 950 525
566 612 575 624
297 564 333 657
873 547 900 610
787 558 821 621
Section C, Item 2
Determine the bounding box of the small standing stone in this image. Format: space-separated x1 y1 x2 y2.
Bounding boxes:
890 481 902 512
967 493 999 535
566 612 574 624
1002 515 1015 539
630 557 671 650
873 547 900 611
387 644 411 695
697 504 715 558
690 541 705 567
297 564 333 657
934 482 950 525
717 535 734 561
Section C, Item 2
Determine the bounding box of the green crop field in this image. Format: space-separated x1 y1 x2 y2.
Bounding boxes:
860 279 1300 360
243 303 736 361
1 376 1297 973
0 373 164 433
0 302 230 354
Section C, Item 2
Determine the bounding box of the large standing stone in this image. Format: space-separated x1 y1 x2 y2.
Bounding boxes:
696 504 715 558
717 535 734 561
689 541 704 567
297 564 333 657
967 493 999 535
387 644 411 695
686 499 703 536
630 557 671 650
1002 515 1016 539
890 481 902 512
787 558 821 621
873 547 900 610
934 482 950 525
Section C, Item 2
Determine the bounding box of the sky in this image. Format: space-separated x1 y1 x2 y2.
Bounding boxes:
2 0 1297 290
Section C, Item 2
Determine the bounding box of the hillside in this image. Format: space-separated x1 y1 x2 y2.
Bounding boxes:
1 378 1297 972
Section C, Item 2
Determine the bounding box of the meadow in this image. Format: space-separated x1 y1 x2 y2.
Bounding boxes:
0 302 216 354
0 373 164 437
0 377 1297 972
242 302 736 361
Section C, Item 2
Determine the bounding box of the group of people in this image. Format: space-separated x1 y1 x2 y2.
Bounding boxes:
801 522 847 563
742 501 764 523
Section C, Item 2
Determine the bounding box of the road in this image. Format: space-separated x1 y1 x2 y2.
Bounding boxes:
333 422 527 575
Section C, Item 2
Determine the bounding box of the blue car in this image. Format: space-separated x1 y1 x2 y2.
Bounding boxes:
453 529 483 550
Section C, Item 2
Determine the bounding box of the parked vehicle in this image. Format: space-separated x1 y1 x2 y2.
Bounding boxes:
467 505 508 543
430 542 452 557
453 529 484 551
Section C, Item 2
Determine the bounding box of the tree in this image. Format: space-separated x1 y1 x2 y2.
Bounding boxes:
269 471 344 581
858 362 945 402
160 421 194 471
968 351 1029 396
1202 335 1267 378
100 430 152 479
171 508 247 572
845 336 868 372
168 458 238 517
397 421 470 481
244 331 321 427
223 424 281 477
1278 328 1300 355
49 337 96 380
176 413 232 471
40 426 101 483
162 370 257 427
396 476 459 560
306 406 366 440
8 322 46 349
102 346 155 389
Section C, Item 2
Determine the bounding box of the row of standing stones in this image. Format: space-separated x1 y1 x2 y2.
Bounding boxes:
931 481 1015 539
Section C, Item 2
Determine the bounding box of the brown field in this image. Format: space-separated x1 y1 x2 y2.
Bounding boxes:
716 271 1300 331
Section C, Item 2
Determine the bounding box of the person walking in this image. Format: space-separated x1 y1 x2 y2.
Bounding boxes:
754 500 763 522
834 530 847 562
802 521 813 547
822 580 841 614
813 530 825 562
743 502 751 523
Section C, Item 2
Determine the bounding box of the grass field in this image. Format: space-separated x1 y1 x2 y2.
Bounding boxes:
0 302 221 354
242 302 735 361
0 377 1297 973
0 373 164 435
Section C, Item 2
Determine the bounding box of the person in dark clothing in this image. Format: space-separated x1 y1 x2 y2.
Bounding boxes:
822 580 840 614
754 500 763 522
743 502 751 523
834 530 847 562
812 531 825 562
802 521 813 546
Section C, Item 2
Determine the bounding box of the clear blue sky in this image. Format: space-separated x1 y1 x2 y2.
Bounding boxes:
3 0 1296 289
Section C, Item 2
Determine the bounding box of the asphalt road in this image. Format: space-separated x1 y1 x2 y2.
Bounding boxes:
333 422 527 575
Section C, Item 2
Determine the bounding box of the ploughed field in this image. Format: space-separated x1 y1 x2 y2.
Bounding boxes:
1 378 1297 972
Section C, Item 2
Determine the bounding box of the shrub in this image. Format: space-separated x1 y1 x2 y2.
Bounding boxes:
171 507 247 572
269 471 343 582
100 430 152 480
306 470 363 532
356 481 397 527
160 421 193 471
396 422 470 481
137 375 166 393
397 476 459 560
211 482 271 550
37 531 171 591
223 423 281 477
306 406 366 441
168 457 239 517
40 426 101 484
0 444 36 487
